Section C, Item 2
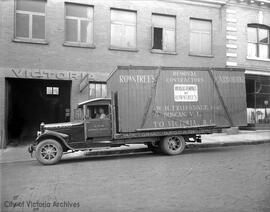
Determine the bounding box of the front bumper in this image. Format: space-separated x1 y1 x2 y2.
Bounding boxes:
28 133 40 157
28 144 35 157
28 129 44 157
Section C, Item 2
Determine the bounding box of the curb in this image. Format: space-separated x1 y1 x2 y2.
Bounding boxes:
187 139 270 149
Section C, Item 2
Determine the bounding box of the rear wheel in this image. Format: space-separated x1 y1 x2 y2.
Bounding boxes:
35 139 63 165
160 135 185 155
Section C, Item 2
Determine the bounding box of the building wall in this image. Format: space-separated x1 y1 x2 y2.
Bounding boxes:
236 7 270 71
225 0 270 128
225 0 270 71
0 0 227 148
1 0 226 71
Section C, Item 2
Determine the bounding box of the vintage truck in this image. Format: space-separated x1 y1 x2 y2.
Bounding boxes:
28 66 247 165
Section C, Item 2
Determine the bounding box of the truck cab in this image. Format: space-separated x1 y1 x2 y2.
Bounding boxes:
78 98 112 141
29 98 116 165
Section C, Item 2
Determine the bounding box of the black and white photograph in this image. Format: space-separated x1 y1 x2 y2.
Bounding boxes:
0 0 270 211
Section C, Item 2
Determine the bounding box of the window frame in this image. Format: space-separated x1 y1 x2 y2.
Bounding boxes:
247 24 270 60
109 8 138 52
64 3 95 48
151 13 177 54
14 0 47 44
189 18 213 57
89 81 107 99
46 86 59 96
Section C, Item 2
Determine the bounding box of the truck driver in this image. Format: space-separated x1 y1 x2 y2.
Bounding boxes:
95 108 107 119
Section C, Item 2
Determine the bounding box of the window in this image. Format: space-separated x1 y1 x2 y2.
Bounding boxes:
89 82 107 99
246 76 270 124
110 9 136 49
15 0 46 41
247 24 269 59
190 18 212 55
65 3 94 45
46 87 59 95
152 14 176 52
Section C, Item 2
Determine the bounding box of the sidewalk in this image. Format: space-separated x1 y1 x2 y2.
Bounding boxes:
0 130 269 164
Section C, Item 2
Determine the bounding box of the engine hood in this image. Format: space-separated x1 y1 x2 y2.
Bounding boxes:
44 121 83 130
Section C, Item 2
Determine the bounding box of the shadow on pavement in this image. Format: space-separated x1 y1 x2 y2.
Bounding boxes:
184 145 245 154
55 145 244 165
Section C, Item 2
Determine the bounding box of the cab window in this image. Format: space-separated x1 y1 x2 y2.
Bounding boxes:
85 105 109 120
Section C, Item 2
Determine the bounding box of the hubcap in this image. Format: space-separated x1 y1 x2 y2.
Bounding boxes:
40 144 58 160
168 136 182 151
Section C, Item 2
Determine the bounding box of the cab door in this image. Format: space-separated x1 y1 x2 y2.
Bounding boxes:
83 105 112 140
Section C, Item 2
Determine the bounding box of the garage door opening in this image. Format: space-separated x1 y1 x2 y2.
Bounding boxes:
6 78 71 146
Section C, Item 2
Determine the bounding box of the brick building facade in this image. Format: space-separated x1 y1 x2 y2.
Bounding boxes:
0 0 227 148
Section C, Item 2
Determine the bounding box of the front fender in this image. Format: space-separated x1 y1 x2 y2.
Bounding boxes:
35 130 72 150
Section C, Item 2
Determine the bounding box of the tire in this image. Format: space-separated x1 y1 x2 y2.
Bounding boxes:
160 135 186 155
35 139 63 165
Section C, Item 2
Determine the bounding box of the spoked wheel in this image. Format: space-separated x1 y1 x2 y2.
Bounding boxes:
160 136 186 155
35 139 63 165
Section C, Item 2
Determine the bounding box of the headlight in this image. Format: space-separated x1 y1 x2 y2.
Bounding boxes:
37 131 41 137
40 122 45 133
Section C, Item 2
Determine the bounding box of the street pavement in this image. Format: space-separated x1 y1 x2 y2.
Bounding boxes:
0 130 269 164
1 143 270 212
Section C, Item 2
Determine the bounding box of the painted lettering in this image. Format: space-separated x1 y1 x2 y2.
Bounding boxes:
12 69 25 78
42 70 50 78
119 75 155 84
163 111 187 118
154 119 214 128
157 104 211 112
215 75 245 83
166 77 204 83
11 68 91 81
30 70 43 78
172 71 197 77
153 121 165 128
56 72 66 79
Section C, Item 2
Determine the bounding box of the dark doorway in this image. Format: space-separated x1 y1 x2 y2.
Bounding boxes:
6 78 71 145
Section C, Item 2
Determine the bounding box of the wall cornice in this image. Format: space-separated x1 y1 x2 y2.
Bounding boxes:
156 0 226 8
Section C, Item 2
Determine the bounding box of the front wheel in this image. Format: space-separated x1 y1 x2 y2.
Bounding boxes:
160 136 185 155
35 139 63 165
